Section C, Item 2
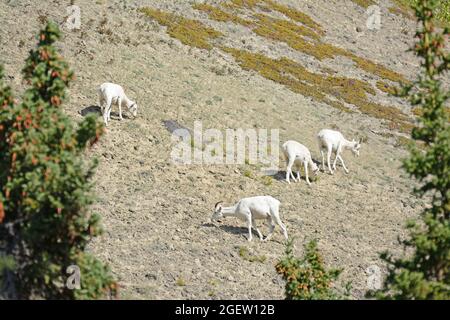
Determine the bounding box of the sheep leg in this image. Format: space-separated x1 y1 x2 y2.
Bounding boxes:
304 161 311 185
286 158 295 184
332 153 338 171
246 216 253 242
338 155 349 173
296 167 301 182
333 144 341 171
320 149 326 172
103 98 112 126
252 218 264 241
327 147 334 174
274 215 288 241
107 97 113 122
117 97 123 121
263 217 275 242
99 97 105 114
290 170 296 182
285 167 290 184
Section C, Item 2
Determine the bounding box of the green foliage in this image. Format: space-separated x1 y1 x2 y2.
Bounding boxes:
0 22 116 299
0 255 15 288
276 239 349 300
372 0 450 300
139 7 223 50
176 277 186 286
392 0 450 27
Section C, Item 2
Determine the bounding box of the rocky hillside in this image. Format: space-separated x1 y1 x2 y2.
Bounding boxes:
0 0 438 299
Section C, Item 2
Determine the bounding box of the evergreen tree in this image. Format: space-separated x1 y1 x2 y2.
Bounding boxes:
0 22 117 299
374 0 449 299
276 239 349 300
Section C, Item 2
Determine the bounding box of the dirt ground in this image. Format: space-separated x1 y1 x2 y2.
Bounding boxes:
0 0 433 299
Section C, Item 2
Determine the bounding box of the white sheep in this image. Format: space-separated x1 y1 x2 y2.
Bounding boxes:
317 129 361 174
98 82 138 126
211 196 288 242
282 140 319 185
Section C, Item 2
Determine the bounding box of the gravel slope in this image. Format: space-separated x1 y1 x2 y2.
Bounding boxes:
0 0 429 299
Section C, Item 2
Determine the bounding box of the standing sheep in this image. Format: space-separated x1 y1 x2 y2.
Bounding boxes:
211 196 288 242
98 82 138 126
317 129 361 174
282 140 319 185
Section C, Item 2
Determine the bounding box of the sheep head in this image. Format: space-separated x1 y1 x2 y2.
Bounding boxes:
211 201 224 222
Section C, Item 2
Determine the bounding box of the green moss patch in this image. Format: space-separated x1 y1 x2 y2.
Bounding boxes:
201 2 408 84
222 0 324 33
226 0 260 9
238 246 267 263
253 13 321 41
261 0 325 34
350 0 377 9
223 47 412 131
193 2 408 84
140 3 414 134
193 3 253 26
376 81 398 95
139 7 223 50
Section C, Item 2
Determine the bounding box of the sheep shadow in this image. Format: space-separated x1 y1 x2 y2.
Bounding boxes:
79 105 131 119
219 224 248 236
79 105 101 117
271 171 287 182
271 170 310 183
271 159 323 183
203 222 278 240
202 222 286 244
202 222 248 236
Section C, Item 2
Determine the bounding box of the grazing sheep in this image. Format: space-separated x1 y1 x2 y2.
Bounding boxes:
211 196 288 242
98 82 138 126
282 140 319 185
317 129 361 174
